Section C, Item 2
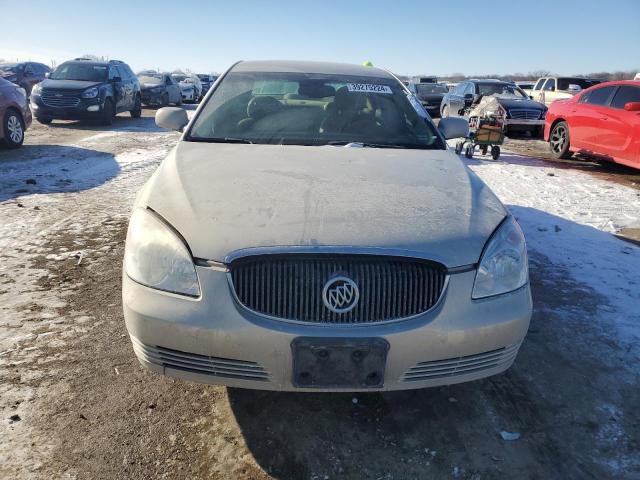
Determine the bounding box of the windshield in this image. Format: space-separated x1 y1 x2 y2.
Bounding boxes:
189 71 443 149
197 74 209 81
172 74 186 82
415 84 448 95
557 78 600 90
477 83 528 99
50 63 107 82
0 63 22 73
138 75 162 84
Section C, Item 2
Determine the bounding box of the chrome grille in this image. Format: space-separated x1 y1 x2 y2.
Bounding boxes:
41 88 81 108
508 109 542 120
229 255 447 324
402 343 520 382
131 337 270 381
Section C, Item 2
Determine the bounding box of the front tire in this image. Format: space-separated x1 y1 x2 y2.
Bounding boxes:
36 116 53 125
130 95 141 118
101 99 114 126
1 109 25 149
549 121 572 159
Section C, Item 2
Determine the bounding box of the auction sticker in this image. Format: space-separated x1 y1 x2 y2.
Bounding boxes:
347 83 392 94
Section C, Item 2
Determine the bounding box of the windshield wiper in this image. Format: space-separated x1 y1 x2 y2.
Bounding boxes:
191 137 253 144
326 141 428 150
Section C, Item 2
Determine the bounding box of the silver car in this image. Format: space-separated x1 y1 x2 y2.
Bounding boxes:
123 60 532 392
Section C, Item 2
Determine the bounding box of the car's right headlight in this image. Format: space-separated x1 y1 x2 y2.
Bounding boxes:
82 87 99 98
124 208 200 297
472 216 528 299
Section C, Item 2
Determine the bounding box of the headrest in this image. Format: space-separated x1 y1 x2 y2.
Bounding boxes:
247 96 282 119
298 83 336 99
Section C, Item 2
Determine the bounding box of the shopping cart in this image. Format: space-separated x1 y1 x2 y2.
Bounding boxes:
454 114 505 160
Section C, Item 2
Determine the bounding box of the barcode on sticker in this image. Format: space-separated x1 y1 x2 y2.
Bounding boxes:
347 83 392 94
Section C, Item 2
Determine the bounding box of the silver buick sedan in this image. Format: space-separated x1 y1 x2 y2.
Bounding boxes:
123 60 531 392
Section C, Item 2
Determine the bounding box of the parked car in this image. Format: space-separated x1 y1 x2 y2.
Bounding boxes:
526 76 601 105
407 82 448 117
31 58 141 125
197 74 219 97
172 73 202 103
545 80 640 170
0 62 51 96
122 60 532 392
138 73 182 107
0 78 32 148
441 79 547 136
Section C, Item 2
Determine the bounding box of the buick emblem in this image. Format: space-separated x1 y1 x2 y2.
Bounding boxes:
322 276 359 314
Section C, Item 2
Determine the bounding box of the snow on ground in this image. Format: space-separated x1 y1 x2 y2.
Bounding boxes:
0 131 178 353
464 150 640 352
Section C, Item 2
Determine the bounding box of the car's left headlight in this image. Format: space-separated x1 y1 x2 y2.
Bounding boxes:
124 208 200 297
472 216 528 299
31 83 42 95
82 87 99 98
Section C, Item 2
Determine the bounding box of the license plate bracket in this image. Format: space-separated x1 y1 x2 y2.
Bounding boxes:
292 337 389 389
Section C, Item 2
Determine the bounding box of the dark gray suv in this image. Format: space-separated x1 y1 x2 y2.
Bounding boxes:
30 58 141 125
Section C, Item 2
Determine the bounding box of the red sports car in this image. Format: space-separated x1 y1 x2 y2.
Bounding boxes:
544 80 640 170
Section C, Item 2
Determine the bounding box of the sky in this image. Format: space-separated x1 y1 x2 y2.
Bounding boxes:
1 0 638 77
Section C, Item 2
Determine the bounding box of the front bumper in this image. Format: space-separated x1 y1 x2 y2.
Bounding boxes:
123 266 532 392
503 118 545 129
30 95 104 120
181 89 195 101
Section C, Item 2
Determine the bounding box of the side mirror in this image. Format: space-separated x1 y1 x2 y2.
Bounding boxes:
156 107 188 131
438 117 469 140
45 72 50 78
111 76 122 83
624 102 640 112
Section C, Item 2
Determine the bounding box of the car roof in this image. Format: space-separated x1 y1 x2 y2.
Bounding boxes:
579 79 640 92
232 60 396 79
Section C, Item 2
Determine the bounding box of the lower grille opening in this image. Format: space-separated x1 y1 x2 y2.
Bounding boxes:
402 344 520 382
132 338 270 382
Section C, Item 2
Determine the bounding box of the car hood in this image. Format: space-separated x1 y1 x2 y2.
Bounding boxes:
39 79 102 90
137 143 507 267
494 96 544 110
141 83 162 90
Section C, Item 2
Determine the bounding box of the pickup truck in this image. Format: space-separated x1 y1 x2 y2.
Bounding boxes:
525 77 601 105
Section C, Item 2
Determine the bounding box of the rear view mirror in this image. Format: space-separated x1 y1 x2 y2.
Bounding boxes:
45 72 50 78
439 117 469 140
156 107 189 132
624 102 640 112
567 84 582 92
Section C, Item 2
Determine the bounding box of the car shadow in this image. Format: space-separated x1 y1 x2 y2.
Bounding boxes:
226 207 639 479
0 144 120 202
42 114 168 134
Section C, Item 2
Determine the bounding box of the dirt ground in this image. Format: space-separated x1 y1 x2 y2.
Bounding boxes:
1 111 639 480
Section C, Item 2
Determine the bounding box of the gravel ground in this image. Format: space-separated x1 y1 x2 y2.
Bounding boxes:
1 111 639 479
